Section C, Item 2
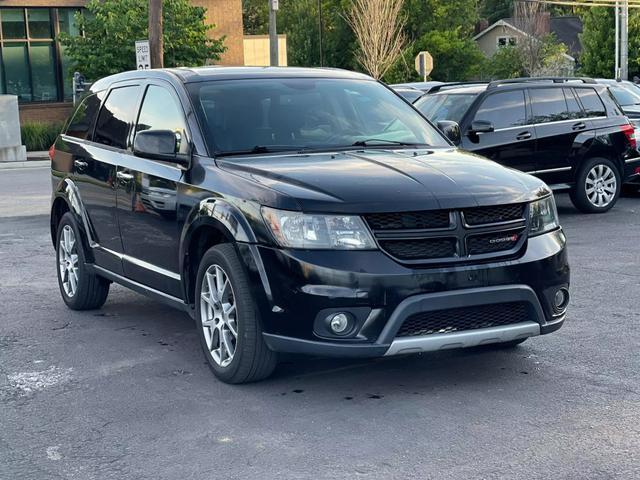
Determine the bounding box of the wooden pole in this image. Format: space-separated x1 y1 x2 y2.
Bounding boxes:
269 0 279 66
149 0 164 68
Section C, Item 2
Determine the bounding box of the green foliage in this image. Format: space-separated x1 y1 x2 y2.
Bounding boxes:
479 0 513 24
59 0 226 80
21 122 64 152
485 45 525 79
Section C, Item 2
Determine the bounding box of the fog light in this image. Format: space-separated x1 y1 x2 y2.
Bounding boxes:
554 288 569 311
329 313 351 335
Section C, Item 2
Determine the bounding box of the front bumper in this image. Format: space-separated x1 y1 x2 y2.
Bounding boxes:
237 228 569 358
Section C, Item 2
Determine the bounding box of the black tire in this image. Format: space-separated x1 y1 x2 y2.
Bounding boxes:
570 157 621 213
56 212 110 310
195 243 277 384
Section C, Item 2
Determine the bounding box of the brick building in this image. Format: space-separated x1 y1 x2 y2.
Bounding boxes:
0 0 244 124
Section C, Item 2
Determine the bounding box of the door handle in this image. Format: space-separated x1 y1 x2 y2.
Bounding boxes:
116 171 134 182
572 122 586 131
516 131 532 140
74 160 88 170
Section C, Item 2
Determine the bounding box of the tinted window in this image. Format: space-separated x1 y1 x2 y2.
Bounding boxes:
575 88 606 117
474 91 526 129
188 78 448 155
608 86 640 106
94 86 141 149
530 88 570 123
415 93 478 124
136 85 189 155
564 88 583 119
65 92 104 140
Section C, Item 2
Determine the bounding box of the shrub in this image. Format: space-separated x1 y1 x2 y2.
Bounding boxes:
20 121 64 152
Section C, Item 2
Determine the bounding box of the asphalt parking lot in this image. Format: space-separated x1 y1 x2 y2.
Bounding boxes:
1 165 639 480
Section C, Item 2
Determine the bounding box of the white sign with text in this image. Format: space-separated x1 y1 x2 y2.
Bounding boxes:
136 40 150 70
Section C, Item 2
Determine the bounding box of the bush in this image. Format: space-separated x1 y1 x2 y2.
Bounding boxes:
20 122 64 152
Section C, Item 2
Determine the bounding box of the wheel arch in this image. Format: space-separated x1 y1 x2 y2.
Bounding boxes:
51 178 95 261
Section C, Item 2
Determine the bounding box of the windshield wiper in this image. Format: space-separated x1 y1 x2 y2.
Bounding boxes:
217 145 310 157
351 139 425 147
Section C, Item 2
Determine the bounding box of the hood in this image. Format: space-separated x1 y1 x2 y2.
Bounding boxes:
217 148 550 213
622 105 640 118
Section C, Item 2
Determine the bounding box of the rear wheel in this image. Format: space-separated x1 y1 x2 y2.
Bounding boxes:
570 158 621 213
195 243 277 384
56 212 110 310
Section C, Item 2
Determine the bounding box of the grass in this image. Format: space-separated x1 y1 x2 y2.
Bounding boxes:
20 121 65 152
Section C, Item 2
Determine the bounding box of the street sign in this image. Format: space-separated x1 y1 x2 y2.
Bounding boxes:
135 40 150 70
271 0 279 11
415 51 433 81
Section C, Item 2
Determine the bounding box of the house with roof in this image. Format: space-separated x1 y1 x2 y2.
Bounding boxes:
473 14 583 75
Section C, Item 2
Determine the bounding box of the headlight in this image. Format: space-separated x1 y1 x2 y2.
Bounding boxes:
529 195 559 236
261 207 376 249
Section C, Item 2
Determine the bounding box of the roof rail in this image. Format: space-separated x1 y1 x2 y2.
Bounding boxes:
487 77 597 89
427 81 488 93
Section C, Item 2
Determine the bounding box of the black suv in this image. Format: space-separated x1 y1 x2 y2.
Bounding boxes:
51 67 569 383
414 78 640 213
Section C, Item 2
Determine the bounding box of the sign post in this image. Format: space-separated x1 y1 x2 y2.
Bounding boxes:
135 40 151 70
414 51 433 82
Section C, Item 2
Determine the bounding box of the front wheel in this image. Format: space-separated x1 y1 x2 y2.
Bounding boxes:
570 158 621 213
195 243 277 384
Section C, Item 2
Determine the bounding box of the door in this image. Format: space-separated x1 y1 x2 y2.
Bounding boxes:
116 83 187 297
530 87 588 185
461 90 537 173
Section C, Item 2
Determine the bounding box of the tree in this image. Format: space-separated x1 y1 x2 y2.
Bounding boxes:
59 0 226 80
346 0 407 79
480 0 513 24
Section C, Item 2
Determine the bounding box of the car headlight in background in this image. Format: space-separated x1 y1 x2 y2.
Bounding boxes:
262 207 376 249
529 195 559 236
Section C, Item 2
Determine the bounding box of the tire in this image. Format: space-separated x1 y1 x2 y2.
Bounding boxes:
195 243 277 384
570 157 621 213
56 212 110 310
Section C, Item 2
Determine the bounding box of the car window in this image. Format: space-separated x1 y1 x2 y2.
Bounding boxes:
608 86 640 107
414 93 478 124
188 78 449 155
135 85 189 155
575 88 606 117
473 91 526 129
564 88 583 119
529 88 571 123
65 92 105 140
94 85 141 149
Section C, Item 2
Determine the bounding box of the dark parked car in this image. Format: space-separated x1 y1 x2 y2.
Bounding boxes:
51 67 569 383
415 77 640 213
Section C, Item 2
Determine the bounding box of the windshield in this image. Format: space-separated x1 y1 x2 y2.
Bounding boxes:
414 93 478 124
609 86 640 106
188 78 448 155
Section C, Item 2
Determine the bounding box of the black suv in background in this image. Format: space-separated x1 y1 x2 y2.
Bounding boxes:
414 78 640 213
51 67 569 383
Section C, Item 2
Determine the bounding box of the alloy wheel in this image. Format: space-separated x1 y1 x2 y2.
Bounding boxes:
58 225 79 297
585 164 617 208
200 264 238 367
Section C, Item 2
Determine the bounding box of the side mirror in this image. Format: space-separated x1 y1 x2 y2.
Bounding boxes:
469 120 495 134
133 130 190 165
436 120 461 144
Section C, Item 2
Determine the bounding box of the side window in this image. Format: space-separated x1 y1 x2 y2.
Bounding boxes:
94 86 141 149
65 92 104 140
564 88 583 119
135 85 189 155
575 88 606 118
474 91 526 130
529 88 570 123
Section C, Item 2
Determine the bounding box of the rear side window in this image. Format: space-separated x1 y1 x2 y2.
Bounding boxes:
135 85 189 155
65 92 104 140
564 88 583 119
529 88 569 123
474 91 526 130
575 88 606 117
94 86 141 149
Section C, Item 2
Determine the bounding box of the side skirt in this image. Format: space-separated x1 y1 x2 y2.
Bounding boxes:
89 264 194 317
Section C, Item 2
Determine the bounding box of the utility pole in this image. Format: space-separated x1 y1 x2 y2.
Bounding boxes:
149 0 164 68
621 0 629 80
269 0 279 66
615 0 620 79
318 0 324 67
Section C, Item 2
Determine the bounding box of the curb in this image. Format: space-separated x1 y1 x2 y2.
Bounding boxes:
0 160 50 170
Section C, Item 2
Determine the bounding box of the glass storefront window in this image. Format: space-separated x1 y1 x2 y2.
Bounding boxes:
57 9 80 36
31 43 57 101
3 43 32 102
1 9 27 39
27 9 52 39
